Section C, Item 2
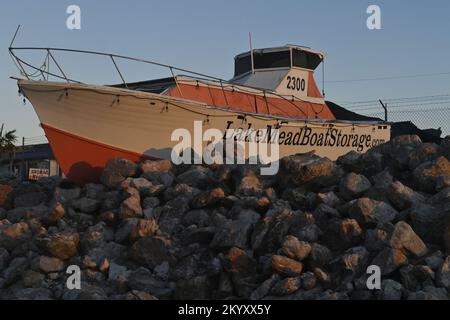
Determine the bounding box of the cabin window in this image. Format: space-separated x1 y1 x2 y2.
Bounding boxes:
253 50 290 69
234 54 252 77
292 49 322 70
234 48 323 77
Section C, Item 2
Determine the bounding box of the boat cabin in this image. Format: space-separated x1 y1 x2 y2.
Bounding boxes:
113 45 330 119
231 45 325 98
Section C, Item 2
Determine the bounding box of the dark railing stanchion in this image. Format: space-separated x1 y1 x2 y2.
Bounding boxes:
169 67 183 98
110 55 128 89
219 80 229 106
47 49 69 83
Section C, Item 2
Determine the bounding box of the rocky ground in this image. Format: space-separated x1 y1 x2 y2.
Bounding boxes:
1 135 450 300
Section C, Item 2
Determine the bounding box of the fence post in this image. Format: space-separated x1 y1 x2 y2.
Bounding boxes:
379 100 388 121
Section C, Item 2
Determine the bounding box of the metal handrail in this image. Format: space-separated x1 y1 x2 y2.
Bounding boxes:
9 46 322 118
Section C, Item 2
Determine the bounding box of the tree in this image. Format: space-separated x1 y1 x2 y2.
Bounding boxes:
0 123 18 173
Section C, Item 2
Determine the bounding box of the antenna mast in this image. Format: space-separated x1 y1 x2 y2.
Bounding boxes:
9 25 21 48
249 32 254 74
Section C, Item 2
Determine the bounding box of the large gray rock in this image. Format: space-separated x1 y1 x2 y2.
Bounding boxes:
250 274 280 300
322 218 363 252
390 221 427 258
85 242 128 266
315 191 341 208
409 203 448 244
271 255 303 277
119 192 143 219
429 187 450 205
163 183 201 202
407 143 441 170
131 235 175 269
157 197 190 235
191 188 225 208
364 223 394 252
101 157 137 188
42 232 80 260
281 236 311 261
251 209 297 254
128 267 172 298
38 256 65 273
181 209 210 227
348 197 398 226
372 169 394 189
308 243 332 269
0 221 32 251
41 201 65 226
80 222 114 250
140 159 172 174
222 247 259 298
22 270 45 288
436 256 450 289
341 246 369 273
270 277 302 296
383 135 422 170
278 153 337 188
400 265 434 291
177 166 212 189
71 197 101 214
339 173 371 200
413 156 450 193
371 247 408 275
425 251 444 270
337 150 384 177
387 181 426 210
436 176 450 191
84 183 106 199
210 210 259 249
379 279 403 300
55 187 81 204
236 173 263 197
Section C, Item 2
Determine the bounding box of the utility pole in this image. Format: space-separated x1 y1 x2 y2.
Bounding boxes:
21 137 25 181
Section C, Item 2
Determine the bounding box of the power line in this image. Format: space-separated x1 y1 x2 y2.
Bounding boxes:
338 93 450 107
326 71 450 84
350 100 450 111
366 106 450 116
351 102 450 113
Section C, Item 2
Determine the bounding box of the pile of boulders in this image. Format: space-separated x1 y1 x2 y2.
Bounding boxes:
1 135 450 300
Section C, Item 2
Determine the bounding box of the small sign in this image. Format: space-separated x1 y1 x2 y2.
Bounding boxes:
28 168 50 181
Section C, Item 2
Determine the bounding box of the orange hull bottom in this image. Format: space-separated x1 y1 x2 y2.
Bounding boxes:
42 124 156 185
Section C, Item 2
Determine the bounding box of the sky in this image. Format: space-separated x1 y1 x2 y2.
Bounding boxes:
1 0 450 140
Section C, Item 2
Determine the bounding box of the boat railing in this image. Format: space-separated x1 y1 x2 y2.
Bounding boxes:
10 46 320 118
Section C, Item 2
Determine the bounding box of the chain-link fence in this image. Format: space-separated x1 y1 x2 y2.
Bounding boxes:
340 94 450 137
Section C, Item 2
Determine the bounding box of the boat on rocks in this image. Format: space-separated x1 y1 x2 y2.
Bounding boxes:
10 44 390 184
